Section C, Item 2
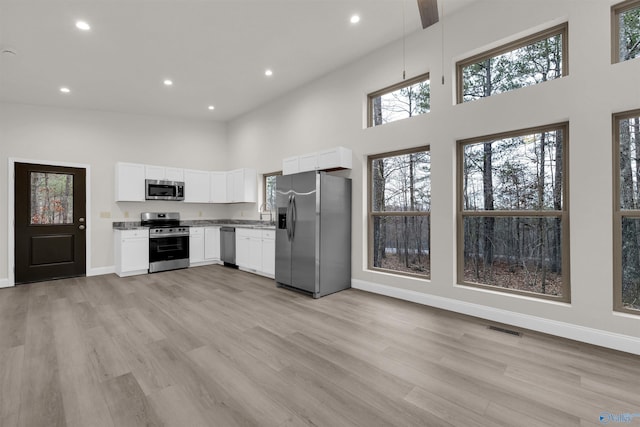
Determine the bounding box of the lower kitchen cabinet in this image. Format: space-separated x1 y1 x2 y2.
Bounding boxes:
236 228 275 278
114 229 149 277
190 226 221 267
204 227 221 260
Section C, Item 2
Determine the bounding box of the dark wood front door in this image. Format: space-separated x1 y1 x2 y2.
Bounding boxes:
14 163 87 284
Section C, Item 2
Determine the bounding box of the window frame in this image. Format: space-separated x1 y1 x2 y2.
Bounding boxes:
613 109 640 315
611 0 640 64
456 23 569 104
262 171 282 212
367 72 430 128
456 122 571 302
367 145 431 279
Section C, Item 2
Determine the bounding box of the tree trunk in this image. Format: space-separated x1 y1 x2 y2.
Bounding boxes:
483 142 495 278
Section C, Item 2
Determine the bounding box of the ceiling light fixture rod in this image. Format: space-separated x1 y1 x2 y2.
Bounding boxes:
441 0 445 85
402 0 406 80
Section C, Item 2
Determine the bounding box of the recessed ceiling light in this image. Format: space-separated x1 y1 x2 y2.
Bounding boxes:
75 20 91 31
60 87 70 93
163 79 173 86
350 15 360 24
208 105 215 110
265 69 273 77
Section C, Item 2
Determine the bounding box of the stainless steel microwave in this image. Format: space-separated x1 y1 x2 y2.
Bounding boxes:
145 179 185 201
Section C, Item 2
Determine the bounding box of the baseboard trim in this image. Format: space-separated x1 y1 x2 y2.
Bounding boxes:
88 266 115 277
0 278 11 288
352 279 640 356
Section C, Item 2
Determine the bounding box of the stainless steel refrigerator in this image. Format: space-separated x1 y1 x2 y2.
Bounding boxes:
275 171 351 298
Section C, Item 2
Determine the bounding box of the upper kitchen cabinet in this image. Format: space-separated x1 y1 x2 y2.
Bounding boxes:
183 169 210 203
210 172 227 203
145 165 184 182
226 168 257 203
282 146 352 175
115 162 145 201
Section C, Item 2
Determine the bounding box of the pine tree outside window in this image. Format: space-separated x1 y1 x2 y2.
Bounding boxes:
613 109 640 314
457 23 568 104
368 147 431 278
612 0 640 63
367 73 430 127
457 123 570 301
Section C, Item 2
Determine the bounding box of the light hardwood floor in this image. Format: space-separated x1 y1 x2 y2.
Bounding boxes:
0 264 638 427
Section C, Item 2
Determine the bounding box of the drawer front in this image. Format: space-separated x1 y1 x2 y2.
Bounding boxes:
121 229 149 239
262 230 275 240
190 227 204 236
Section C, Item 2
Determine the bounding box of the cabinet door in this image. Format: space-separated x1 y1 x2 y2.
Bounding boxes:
317 147 352 170
210 172 227 203
115 162 145 202
225 169 242 203
248 237 262 271
298 153 318 172
189 228 205 263
145 165 165 180
241 169 257 203
184 169 211 203
165 167 184 182
204 227 220 260
118 230 149 274
236 231 251 268
261 233 275 276
282 156 299 175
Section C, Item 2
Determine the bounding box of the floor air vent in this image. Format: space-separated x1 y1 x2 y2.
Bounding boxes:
488 325 522 336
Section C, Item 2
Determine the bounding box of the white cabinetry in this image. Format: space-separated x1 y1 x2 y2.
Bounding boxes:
282 147 352 175
235 228 275 278
204 227 221 261
317 146 352 170
190 226 221 266
146 165 184 182
115 162 145 201
282 156 299 175
226 168 257 203
114 229 149 276
189 227 205 264
261 229 275 276
183 169 210 203
298 153 318 172
236 228 252 269
210 172 227 203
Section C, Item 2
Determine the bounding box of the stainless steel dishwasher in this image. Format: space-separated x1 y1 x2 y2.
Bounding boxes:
220 226 237 267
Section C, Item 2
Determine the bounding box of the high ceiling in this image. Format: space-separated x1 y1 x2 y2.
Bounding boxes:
0 0 474 122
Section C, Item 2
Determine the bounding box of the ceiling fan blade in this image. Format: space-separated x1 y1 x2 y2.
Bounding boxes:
417 0 439 29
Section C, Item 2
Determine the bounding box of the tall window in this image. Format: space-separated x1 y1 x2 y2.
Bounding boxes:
367 73 430 127
458 123 569 301
263 171 281 212
457 24 568 103
614 110 640 314
612 0 640 63
368 147 431 278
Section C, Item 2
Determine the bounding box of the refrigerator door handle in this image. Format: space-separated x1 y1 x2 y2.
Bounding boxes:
287 194 293 241
291 194 297 240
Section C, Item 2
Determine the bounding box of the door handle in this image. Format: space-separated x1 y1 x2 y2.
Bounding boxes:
79 225 86 230
291 195 296 240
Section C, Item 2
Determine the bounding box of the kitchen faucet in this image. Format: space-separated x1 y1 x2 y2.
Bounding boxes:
259 202 273 223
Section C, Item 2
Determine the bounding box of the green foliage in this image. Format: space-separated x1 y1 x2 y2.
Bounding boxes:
462 33 563 102
620 6 640 61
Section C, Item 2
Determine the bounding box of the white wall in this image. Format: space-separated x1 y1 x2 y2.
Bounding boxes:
0 103 229 280
227 0 640 350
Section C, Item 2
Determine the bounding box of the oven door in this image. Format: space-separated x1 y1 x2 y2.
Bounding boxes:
148 235 190 272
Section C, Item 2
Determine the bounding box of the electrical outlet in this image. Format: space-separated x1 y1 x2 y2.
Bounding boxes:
124 211 129 218
100 211 111 219
198 211 202 217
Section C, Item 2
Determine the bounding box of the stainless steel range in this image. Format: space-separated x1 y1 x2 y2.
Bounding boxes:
141 212 190 273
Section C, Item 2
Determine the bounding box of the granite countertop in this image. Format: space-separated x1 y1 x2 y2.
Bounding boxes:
113 219 275 230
